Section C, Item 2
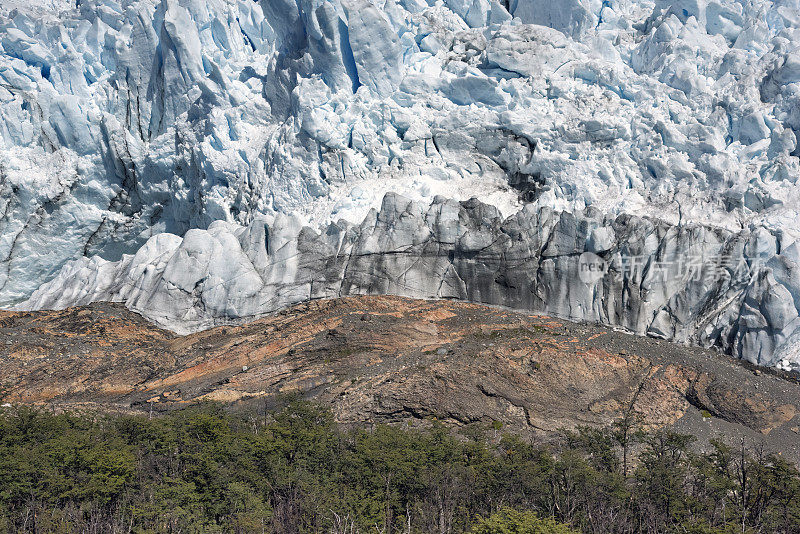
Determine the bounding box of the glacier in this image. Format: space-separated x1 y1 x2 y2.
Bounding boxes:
2 0 800 369
24 193 800 371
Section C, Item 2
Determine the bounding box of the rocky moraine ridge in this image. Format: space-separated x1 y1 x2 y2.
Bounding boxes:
3 296 800 462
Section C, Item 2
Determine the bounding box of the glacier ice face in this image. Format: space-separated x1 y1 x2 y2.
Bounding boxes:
3 0 800 368
22 192 800 371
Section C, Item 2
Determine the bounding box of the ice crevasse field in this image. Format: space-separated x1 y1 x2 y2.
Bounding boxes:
2 0 800 370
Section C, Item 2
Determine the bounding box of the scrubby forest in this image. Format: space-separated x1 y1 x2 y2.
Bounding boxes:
0 400 798 533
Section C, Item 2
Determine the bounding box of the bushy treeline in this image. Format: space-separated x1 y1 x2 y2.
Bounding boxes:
0 400 798 533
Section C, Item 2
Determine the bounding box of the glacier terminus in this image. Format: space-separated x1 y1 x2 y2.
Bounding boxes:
2 0 800 370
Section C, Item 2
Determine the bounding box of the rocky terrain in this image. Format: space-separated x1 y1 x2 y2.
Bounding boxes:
2 295 799 462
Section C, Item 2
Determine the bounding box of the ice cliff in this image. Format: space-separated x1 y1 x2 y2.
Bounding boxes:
24 193 800 370
2 0 800 369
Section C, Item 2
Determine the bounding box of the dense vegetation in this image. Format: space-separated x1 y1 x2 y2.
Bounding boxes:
0 401 798 533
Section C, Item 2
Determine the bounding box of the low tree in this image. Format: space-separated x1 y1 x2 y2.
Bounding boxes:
469 507 579 534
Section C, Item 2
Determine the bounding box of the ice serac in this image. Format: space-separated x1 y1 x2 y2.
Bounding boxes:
23 193 800 371
3 0 800 369
511 0 596 38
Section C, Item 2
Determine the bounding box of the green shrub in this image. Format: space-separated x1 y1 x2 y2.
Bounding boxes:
0 401 798 533
469 508 579 534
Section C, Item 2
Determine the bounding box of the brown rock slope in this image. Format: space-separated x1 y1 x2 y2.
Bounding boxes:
1 296 799 460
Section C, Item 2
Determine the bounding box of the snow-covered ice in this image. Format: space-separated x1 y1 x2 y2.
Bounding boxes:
2 0 800 368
